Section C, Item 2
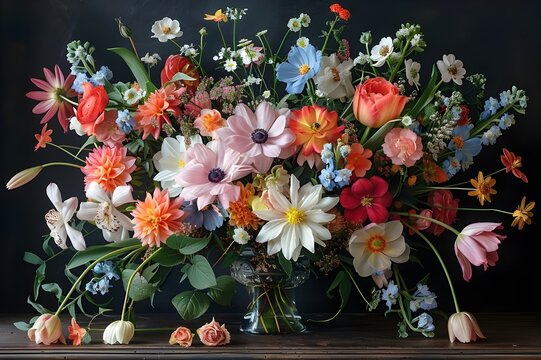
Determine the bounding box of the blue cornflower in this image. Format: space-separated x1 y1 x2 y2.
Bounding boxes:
499 90 513 107
319 165 337 191
182 200 226 231
320 143 334 164
333 168 352 188
116 109 136 133
381 280 399 310
448 125 482 163
409 283 438 312
93 260 120 280
90 66 113 86
480 97 500 120
276 44 321 94
412 313 435 333
72 72 89 93
498 113 515 130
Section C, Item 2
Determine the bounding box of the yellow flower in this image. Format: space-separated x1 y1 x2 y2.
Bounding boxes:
512 196 535 230
204 9 228 22
468 171 496 206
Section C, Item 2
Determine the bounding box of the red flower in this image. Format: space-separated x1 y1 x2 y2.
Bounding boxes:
427 190 459 236
77 82 109 135
161 55 200 90
340 176 393 224
329 4 343 13
500 148 528 183
456 104 471 126
338 9 350 21
34 124 53 151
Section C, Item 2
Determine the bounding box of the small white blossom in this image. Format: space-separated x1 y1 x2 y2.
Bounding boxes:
123 88 145 106
256 29 268 36
140 52 161 67
411 34 422 47
405 59 421 88
299 13 311 27
267 58 274 64
151 17 182 42
287 18 302 32
481 125 502 145
401 116 413 126
353 52 370 66
315 89 325 98
396 27 410 39
226 7 247 20
370 37 394 67
296 37 310 49
179 44 198 56
437 54 466 85
244 75 262 86
262 90 271 99
233 228 250 245
224 59 238 72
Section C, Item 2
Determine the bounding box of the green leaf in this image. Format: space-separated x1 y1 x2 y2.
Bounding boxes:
185 255 216 290
221 252 240 268
42 283 63 300
166 234 210 255
108 47 153 93
24 252 42 265
67 239 141 269
326 270 346 298
364 119 400 151
42 236 55 257
122 269 159 302
27 297 51 315
207 275 235 306
170 72 196 82
14 321 33 331
76 136 97 157
338 275 352 310
277 253 292 277
409 64 439 118
171 290 210 320
33 263 46 301
152 246 185 267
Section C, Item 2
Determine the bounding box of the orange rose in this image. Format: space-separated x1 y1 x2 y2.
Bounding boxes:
196 318 230 346
169 326 193 347
161 55 200 90
77 82 108 134
352 77 407 128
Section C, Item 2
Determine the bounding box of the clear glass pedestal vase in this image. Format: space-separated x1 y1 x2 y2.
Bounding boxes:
230 249 310 335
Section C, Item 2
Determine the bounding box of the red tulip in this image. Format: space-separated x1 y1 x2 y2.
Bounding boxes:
161 55 200 90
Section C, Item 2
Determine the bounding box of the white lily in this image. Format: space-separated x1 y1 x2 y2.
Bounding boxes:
45 183 85 250
77 182 134 242
254 175 339 261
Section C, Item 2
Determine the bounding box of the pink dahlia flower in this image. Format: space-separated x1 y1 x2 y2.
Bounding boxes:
340 176 393 224
176 141 253 210
26 65 76 132
94 111 126 147
455 222 506 281
216 102 295 173
382 128 423 167
82 146 137 193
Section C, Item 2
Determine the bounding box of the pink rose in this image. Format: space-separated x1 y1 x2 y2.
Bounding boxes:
196 318 231 346
184 90 212 117
353 77 407 128
27 313 66 345
382 128 423 167
169 326 193 347
416 209 433 231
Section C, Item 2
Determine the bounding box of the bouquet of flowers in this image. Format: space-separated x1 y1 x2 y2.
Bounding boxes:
8 3 533 346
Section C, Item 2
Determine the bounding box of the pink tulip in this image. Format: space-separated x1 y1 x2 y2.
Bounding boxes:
352 77 407 128
27 313 66 345
454 222 506 281
448 312 486 343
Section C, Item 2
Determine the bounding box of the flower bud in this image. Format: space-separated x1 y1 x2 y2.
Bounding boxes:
448 312 486 343
116 18 132 38
103 320 135 344
27 313 65 345
360 31 372 45
6 165 43 190
199 27 208 36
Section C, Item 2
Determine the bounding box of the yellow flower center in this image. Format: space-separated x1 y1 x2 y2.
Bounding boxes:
331 67 340 81
367 235 386 252
285 207 305 225
162 26 171 34
379 45 390 57
448 64 458 75
453 136 464 149
512 159 522 169
177 159 186 169
299 64 310 75
361 196 373 207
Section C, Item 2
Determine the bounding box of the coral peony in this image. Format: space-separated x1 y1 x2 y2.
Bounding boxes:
382 128 423 167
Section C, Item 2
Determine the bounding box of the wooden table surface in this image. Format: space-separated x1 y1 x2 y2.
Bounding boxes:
1 313 540 359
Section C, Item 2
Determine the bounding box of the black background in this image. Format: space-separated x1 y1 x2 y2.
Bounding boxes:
1 0 540 318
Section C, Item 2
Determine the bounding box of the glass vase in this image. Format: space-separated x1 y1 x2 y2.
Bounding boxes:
230 248 310 335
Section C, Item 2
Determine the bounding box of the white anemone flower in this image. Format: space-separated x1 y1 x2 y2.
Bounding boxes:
151 17 182 42
437 54 466 85
370 37 394 67
349 221 410 277
153 135 203 197
405 59 421 88
45 183 85 250
254 175 339 261
224 59 238 72
314 54 355 100
287 18 302 32
77 182 135 242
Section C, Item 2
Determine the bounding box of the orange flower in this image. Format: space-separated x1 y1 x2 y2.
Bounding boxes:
204 9 228 22
68 318 88 346
82 145 137 193
407 175 417 186
34 124 53 151
338 9 350 21
194 109 225 137
422 158 448 184
228 183 261 230
329 4 343 13
500 148 528 183
345 143 372 177
135 84 183 140
289 105 345 167
468 171 496 206
131 188 184 247
512 196 535 230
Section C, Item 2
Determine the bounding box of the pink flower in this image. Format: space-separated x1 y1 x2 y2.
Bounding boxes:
27 313 66 345
448 312 486 343
196 318 231 346
184 90 212 117
454 222 506 281
427 190 459 236
216 102 295 173
26 65 76 132
382 128 423 167
94 111 126 147
169 326 193 347
340 176 393 224
82 146 137 193
416 209 433 230
176 141 253 210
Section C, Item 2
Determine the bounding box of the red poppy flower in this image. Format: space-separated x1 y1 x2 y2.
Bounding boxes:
340 176 393 224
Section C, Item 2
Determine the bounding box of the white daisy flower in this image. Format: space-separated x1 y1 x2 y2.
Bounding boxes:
151 17 182 42
370 37 394 67
437 54 466 85
299 13 311 27
262 90 271 99
296 37 310 49
287 18 302 32
224 58 238 72
233 228 250 245
405 59 421 88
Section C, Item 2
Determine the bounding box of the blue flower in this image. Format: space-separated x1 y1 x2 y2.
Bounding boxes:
93 260 120 280
116 109 136 133
85 277 112 295
409 283 438 312
412 312 435 333
480 97 500 120
183 200 226 231
442 156 460 178
448 125 482 163
333 169 352 188
319 165 337 191
498 113 515 130
381 280 399 310
90 66 113 86
320 143 334 164
481 125 501 146
72 72 89 93
499 90 513 107
276 44 321 94
340 145 351 159
450 106 461 121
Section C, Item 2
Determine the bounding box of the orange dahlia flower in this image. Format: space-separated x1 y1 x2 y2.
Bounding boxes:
82 145 136 193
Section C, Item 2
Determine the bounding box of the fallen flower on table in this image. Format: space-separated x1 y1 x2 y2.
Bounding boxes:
27 313 66 345
169 326 193 347
103 320 135 345
68 318 91 346
448 312 486 343
196 318 231 346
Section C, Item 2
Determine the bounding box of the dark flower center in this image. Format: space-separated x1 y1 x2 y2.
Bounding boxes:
251 128 269 144
208 168 225 183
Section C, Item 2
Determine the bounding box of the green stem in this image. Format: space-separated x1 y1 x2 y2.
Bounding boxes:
217 22 227 49
457 207 513 215
262 287 281 333
388 39 411 83
128 37 139 59
58 95 78 107
42 162 82 169
341 265 371 308
360 126 371 144
275 30 290 60
321 18 337 54
447 168 506 187
420 186 472 191
391 211 461 236
273 288 294 332
168 38 182 50
45 249 67 263
232 20 237 52
79 56 95 76
48 143 85 163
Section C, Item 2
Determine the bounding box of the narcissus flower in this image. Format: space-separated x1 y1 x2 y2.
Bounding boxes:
437 54 466 85
468 171 497 206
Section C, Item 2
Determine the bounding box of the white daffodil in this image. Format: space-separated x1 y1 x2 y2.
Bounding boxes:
254 175 339 261
45 183 85 250
437 54 466 85
370 37 394 67
405 59 421 88
314 54 355 100
77 182 134 242
152 135 203 197
151 17 182 42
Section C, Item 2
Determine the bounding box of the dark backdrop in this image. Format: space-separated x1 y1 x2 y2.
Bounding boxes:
2 0 540 316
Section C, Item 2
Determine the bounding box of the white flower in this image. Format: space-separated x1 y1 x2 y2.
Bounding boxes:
262 90 271 99
481 125 502 145
401 115 413 126
140 52 161 67
69 117 85 136
411 34 422 47
123 88 144 106
152 135 203 197
296 37 310 49
405 59 421 88
437 54 466 85
287 18 302 32
179 44 198 56
370 37 394 67
353 52 370 66
314 54 355 100
254 175 339 261
256 29 268 36
103 320 135 345
233 228 250 245
299 13 311 27
238 46 263 66
45 183 85 251
151 17 182 42
268 58 274 64
224 59 238 72
77 182 134 242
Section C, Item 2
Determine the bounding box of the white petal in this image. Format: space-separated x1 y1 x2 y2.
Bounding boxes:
316 196 340 212
384 221 404 242
112 186 135 207
77 202 99 221
46 183 62 209
255 220 286 243
281 224 299 260
268 188 290 213
305 210 335 224
290 245 303 262
65 223 86 250
61 197 78 221
353 253 372 277
86 182 110 203
299 224 315 253
267 238 282 256
298 185 322 211
115 211 134 231
253 209 283 221
289 176 300 206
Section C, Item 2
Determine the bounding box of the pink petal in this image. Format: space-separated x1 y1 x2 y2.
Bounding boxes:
39 103 59 124
351 178 373 198
176 164 208 186
254 101 276 130
366 203 389 223
267 115 287 138
370 176 389 197
26 91 51 101
340 188 360 209
252 155 274 173
454 244 473 282
456 236 486 266
344 207 367 224
54 65 64 84
262 143 282 158
43 67 57 87
32 99 55 114
31 78 53 91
